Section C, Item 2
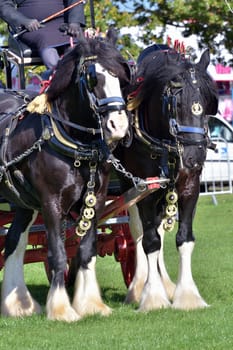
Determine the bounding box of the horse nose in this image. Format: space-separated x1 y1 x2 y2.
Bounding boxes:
106 111 129 140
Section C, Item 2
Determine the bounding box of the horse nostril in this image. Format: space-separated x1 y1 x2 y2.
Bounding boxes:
107 119 116 131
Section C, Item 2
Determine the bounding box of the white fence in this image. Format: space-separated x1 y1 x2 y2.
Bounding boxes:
200 138 232 203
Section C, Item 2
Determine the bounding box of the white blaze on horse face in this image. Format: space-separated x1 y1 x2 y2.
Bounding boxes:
95 63 128 142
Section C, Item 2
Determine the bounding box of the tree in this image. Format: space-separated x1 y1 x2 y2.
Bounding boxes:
1 0 233 63
154 0 233 65
92 0 233 64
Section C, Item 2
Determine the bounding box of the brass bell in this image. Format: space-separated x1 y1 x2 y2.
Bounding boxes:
79 218 91 231
75 227 87 237
163 216 175 232
42 127 51 140
85 192 97 207
166 204 177 217
166 191 178 204
83 207 95 219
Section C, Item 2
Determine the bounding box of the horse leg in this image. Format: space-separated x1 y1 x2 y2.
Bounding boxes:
1 208 41 317
72 223 112 317
125 205 173 308
172 241 208 310
172 172 208 310
136 201 171 311
125 205 148 304
157 221 176 300
44 210 80 322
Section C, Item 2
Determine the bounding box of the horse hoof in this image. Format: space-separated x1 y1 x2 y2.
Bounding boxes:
1 297 41 318
124 282 144 304
172 290 209 310
138 296 171 312
47 306 81 322
73 301 112 317
99 304 112 316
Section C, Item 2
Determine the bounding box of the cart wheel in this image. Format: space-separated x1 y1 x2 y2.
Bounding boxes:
44 257 77 287
114 223 136 288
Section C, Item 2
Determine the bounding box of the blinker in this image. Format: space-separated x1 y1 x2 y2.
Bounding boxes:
86 64 97 92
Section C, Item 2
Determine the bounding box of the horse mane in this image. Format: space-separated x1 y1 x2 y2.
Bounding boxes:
128 50 190 110
46 36 129 102
128 49 218 114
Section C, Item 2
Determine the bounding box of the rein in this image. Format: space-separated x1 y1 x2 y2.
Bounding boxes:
52 101 102 135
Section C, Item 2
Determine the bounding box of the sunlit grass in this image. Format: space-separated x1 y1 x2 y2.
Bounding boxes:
0 194 233 349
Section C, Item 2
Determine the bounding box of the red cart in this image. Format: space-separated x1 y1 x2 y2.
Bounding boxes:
0 177 168 287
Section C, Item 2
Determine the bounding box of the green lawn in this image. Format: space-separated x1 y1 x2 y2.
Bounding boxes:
0 194 233 350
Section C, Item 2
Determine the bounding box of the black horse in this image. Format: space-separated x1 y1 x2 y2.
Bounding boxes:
0 31 130 321
113 45 218 310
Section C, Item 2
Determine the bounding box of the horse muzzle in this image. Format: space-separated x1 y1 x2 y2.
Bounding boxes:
181 143 206 170
105 109 129 143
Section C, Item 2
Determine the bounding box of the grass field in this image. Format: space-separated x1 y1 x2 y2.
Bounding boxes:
0 194 233 350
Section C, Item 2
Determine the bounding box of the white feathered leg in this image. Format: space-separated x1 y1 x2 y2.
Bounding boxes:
1 211 41 317
138 251 171 311
72 256 112 317
157 222 176 300
125 205 147 304
172 241 208 309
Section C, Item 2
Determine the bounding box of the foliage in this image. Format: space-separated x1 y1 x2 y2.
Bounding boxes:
92 0 233 64
0 21 7 43
1 0 233 63
154 0 233 65
0 194 233 349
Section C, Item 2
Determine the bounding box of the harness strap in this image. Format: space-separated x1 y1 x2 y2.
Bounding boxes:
88 93 126 114
97 96 126 106
42 115 109 162
134 110 178 154
170 119 205 135
52 102 101 135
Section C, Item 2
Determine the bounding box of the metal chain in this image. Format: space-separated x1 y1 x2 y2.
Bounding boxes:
0 136 45 173
107 155 147 190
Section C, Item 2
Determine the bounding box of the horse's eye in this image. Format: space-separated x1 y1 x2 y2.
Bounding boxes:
86 64 97 91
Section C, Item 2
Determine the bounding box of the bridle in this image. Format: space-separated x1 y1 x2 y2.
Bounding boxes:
163 68 208 148
133 67 209 150
47 55 127 137
78 55 126 126
45 54 128 140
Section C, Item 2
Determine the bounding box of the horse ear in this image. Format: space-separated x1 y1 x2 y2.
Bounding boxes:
106 27 118 47
197 49 210 71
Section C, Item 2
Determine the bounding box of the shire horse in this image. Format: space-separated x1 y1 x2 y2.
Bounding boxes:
0 31 130 321
114 45 218 310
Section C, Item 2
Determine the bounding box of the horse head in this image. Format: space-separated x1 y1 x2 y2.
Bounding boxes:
46 30 130 146
165 49 218 170
129 48 218 172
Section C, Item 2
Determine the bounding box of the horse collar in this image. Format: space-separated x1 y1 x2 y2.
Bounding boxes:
133 109 178 155
42 115 110 163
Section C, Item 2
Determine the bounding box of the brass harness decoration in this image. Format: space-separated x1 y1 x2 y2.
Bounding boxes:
163 190 178 232
75 162 97 237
